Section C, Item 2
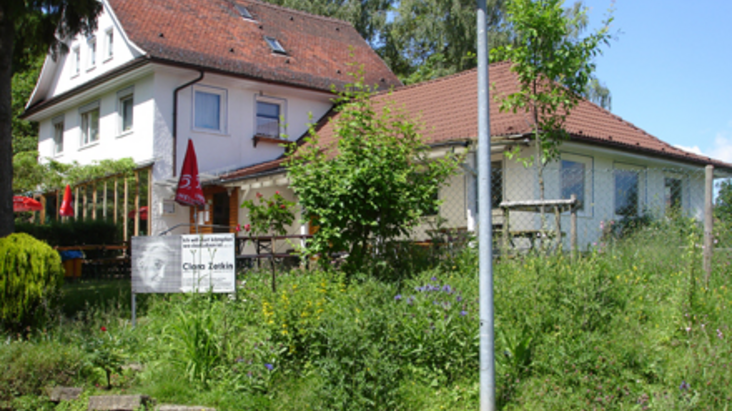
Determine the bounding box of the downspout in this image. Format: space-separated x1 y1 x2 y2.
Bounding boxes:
172 71 205 177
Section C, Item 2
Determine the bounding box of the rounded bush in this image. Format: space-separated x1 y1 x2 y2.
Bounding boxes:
0 233 64 329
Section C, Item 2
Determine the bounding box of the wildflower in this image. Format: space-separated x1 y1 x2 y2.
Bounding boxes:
256 192 263 198
407 296 415 305
395 294 402 301
701 323 706 330
100 326 107 332
235 224 241 232
600 220 605 230
431 276 438 282
717 329 724 339
679 381 690 391
275 191 280 195
244 224 251 232
265 363 274 371
685 326 691 333
456 295 463 302
460 310 468 317
442 284 452 293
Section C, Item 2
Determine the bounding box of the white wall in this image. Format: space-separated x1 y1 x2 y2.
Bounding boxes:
38 74 155 165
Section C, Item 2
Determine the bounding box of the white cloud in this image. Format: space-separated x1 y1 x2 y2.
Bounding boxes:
710 134 732 163
674 144 704 156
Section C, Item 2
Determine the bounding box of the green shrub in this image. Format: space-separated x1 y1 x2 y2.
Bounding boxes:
0 233 64 330
16 219 120 247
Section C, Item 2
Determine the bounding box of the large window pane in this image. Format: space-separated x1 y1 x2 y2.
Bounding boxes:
121 96 133 132
665 177 683 213
615 169 639 216
53 122 64 154
256 101 280 137
81 108 100 145
561 160 585 210
195 91 221 130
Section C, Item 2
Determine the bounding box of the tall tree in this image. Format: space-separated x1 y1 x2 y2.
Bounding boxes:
0 0 103 237
492 0 611 231
12 52 43 155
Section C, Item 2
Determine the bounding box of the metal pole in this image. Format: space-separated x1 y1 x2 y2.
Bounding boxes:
477 1 495 410
703 165 714 286
131 292 136 328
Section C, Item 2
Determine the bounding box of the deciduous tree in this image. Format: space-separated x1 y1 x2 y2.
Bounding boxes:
0 0 103 237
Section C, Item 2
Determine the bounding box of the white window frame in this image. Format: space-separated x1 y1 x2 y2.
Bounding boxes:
116 86 134 136
560 152 593 217
72 46 80 77
52 115 65 156
613 162 646 218
79 100 100 147
104 28 114 61
192 85 227 134
87 36 97 70
663 171 685 214
254 95 287 139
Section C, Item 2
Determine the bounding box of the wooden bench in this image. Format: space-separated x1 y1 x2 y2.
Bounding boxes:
499 196 579 253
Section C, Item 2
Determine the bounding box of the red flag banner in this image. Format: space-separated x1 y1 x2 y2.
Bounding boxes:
175 139 206 208
59 185 74 217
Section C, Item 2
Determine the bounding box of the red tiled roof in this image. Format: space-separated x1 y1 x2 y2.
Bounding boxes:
220 61 731 181
109 0 401 91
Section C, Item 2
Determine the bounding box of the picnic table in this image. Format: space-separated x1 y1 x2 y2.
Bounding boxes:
499 195 579 253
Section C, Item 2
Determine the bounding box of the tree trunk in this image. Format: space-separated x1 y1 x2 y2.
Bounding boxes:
0 6 15 237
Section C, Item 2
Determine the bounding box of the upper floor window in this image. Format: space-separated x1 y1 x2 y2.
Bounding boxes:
117 86 134 134
193 85 227 133
87 37 97 69
72 46 80 76
52 115 64 155
80 101 100 146
256 101 280 138
104 29 114 60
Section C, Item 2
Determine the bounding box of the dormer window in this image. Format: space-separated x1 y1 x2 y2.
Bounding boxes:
104 29 114 60
264 36 286 55
236 4 253 19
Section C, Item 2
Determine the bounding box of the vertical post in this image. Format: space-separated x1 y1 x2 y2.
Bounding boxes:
56 190 61 221
74 186 79 220
703 165 714 286
148 167 153 235
554 205 561 252
123 177 129 242
570 195 577 257
40 195 47 224
131 292 136 328
83 185 88 220
103 180 108 219
477 1 495 410
134 171 140 237
503 207 510 253
114 178 119 225
92 182 97 220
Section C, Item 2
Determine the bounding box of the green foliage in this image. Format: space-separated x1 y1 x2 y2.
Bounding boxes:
0 339 87 410
15 219 120 247
13 155 136 194
493 0 612 213
715 178 732 221
240 191 296 237
12 53 43 155
286 68 459 274
83 326 126 389
0 233 64 330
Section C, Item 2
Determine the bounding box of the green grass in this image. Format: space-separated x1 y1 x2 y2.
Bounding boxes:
2 220 732 410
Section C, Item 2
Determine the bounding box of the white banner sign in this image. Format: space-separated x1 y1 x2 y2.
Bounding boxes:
132 234 235 294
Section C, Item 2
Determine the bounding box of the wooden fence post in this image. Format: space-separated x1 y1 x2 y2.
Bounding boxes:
134 170 140 237
570 194 577 257
148 167 153 236
703 165 714 286
92 182 97 220
124 178 129 242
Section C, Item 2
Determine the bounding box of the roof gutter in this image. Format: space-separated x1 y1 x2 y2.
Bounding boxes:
172 71 205 177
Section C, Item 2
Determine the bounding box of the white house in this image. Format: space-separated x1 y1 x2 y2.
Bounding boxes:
23 0 400 237
24 0 731 251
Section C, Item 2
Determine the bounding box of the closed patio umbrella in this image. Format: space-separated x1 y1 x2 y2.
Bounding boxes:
13 196 42 212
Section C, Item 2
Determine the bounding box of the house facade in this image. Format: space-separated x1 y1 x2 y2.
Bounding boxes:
24 0 730 251
23 0 400 237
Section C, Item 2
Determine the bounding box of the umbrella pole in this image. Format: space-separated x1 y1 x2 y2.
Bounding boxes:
195 207 199 234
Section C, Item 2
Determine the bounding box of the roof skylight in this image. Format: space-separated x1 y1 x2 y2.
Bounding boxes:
264 36 286 54
235 4 253 19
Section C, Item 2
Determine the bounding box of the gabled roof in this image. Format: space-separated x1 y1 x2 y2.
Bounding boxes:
109 0 401 92
220 61 731 182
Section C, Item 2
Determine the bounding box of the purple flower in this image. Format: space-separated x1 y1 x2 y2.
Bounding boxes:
265 363 274 371
395 294 402 301
679 380 690 391
460 310 468 317
456 295 463 302
442 284 452 293
407 296 415 305
431 276 438 282
717 329 724 339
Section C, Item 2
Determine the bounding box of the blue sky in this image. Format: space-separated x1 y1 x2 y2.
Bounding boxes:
581 0 732 163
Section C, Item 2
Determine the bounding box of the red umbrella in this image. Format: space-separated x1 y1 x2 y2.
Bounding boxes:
59 185 74 217
128 206 148 220
13 196 42 212
175 139 205 208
